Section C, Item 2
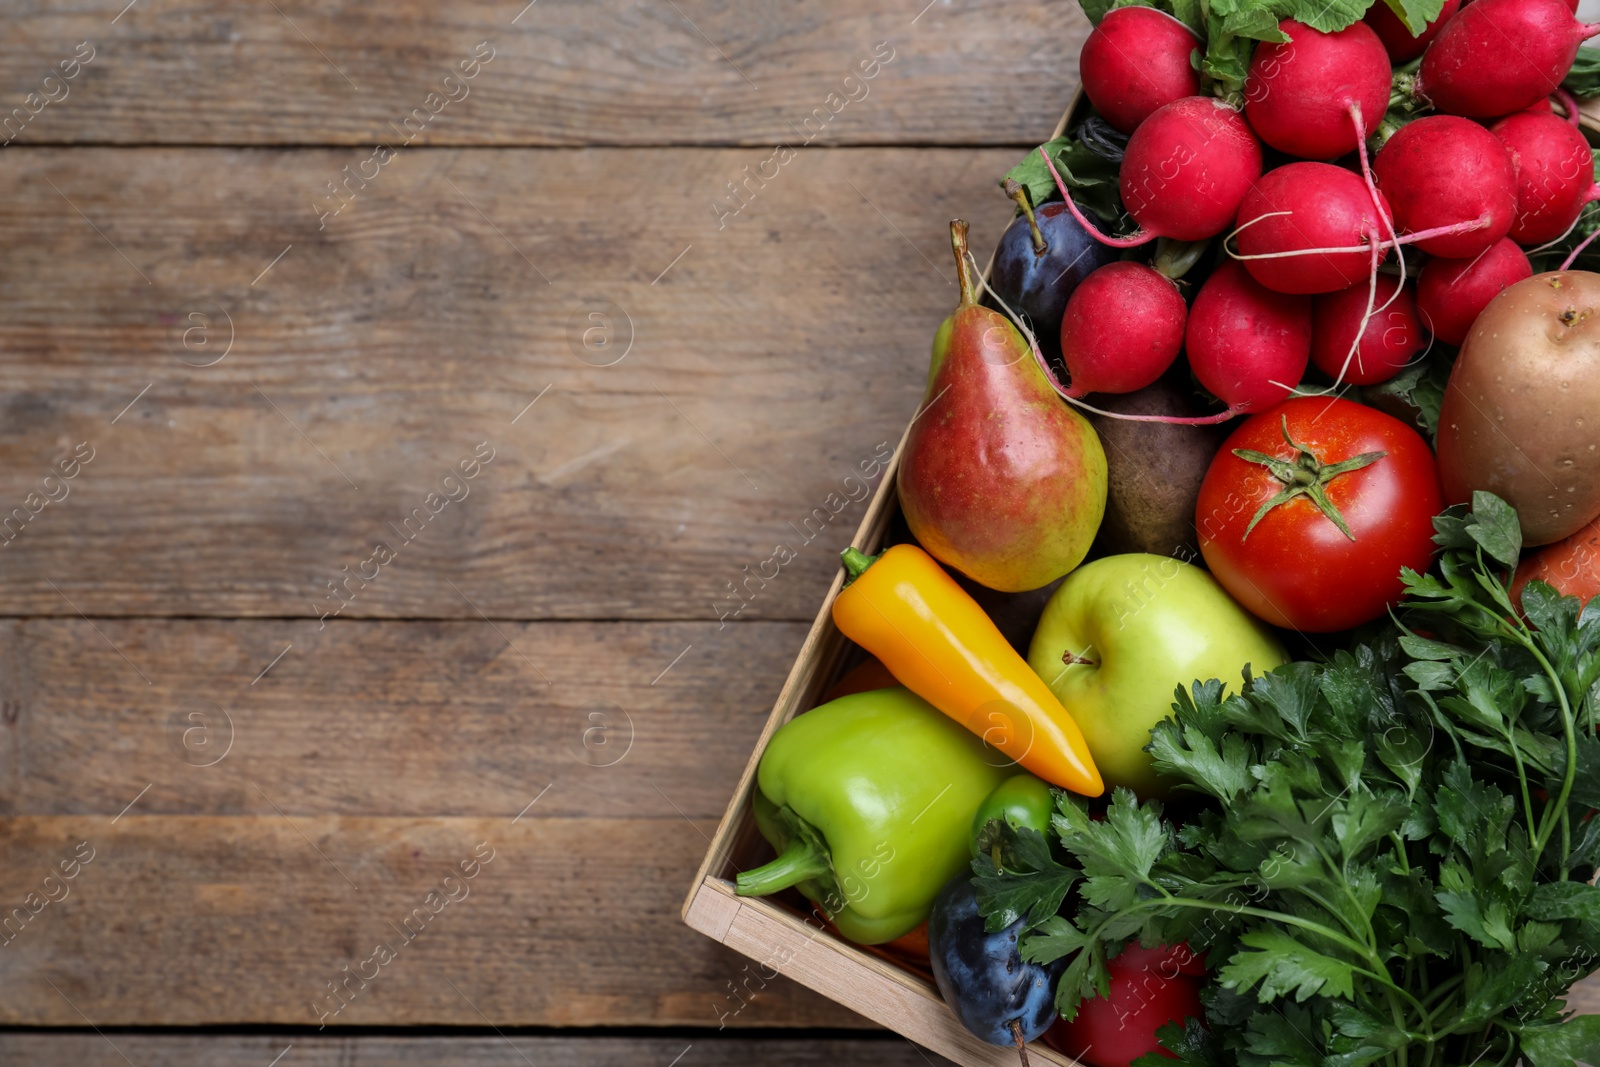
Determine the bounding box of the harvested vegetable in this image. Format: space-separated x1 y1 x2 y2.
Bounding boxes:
736 687 1008 944
1184 260 1310 414
831 544 1105 797
1364 0 1460 62
1512 519 1600 610
1436 270 1600 546
1233 163 1392 296
1418 0 1600 117
1060 262 1186 396
1196 397 1443 632
1310 274 1426 387
1374 115 1517 259
1242 20 1390 161
1415 237 1533 346
1078 7 1200 134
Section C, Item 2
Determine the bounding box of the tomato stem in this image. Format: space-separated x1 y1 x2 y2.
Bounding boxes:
1233 415 1387 542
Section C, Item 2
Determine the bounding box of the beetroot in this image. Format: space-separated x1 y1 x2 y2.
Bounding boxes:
1311 275 1426 386
1415 237 1533 344
1060 263 1186 396
1418 0 1600 117
1373 116 1517 258
1186 260 1312 413
1079 8 1201 134
1491 110 1597 244
1244 20 1392 160
1234 162 1392 295
1365 0 1462 62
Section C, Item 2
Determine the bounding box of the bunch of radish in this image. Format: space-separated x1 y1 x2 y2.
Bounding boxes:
1002 0 1600 426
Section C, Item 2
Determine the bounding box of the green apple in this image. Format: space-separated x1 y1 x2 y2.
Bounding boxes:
1027 553 1285 797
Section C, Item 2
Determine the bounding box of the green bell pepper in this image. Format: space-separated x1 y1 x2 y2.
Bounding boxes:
970 773 1057 875
970 773 1056 857
735 687 1008 944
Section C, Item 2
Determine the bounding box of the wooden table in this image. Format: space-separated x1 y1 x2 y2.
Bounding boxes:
1 4 1594 1065
0 2 1081 1063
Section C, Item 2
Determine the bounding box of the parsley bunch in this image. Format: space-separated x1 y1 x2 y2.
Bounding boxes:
977 494 1600 1067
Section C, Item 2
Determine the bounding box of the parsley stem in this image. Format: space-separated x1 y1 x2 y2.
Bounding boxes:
1420 972 1464 1012
1505 722 1540 853
1508 633 1578 864
1151 894 1432 1025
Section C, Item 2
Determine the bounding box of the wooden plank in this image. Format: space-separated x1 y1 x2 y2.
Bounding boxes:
0 814 865 1027
0 1 1085 147
0 1033 951 1065
0 146 1016 620
1576 975 1600 1015
0 619 805 819
0 618 867 1026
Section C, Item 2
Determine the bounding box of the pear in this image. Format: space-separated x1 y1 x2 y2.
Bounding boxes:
898 221 1108 593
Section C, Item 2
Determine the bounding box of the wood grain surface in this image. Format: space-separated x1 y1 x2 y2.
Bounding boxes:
0 618 858 1026
0 1033 953 1066
0 814 865 1028
0 146 1017 621
0 1 1086 147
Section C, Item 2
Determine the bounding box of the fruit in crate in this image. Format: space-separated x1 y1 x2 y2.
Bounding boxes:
899 221 1107 593
1026 554 1285 795
985 179 1115 350
928 873 1064 1050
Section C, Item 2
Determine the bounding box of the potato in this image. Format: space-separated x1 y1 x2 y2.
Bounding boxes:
1436 270 1600 546
1086 375 1227 559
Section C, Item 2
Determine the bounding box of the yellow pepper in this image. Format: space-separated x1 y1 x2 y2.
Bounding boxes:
831 544 1104 797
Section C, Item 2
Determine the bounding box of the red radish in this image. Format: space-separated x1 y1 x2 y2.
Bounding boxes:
1415 237 1533 344
1373 116 1516 258
1365 0 1462 62
1492 110 1597 243
1233 163 1392 295
1059 263 1186 396
1079 8 1202 134
1311 275 1426 385
1244 21 1391 160
1045 97 1263 248
1186 260 1312 413
1418 0 1600 117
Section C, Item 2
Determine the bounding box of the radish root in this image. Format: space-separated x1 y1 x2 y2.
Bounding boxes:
1038 146 1157 249
1556 86 1583 127
1560 225 1600 270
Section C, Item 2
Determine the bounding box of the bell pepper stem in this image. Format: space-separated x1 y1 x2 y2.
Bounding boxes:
840 547 880 585
735 831 833 898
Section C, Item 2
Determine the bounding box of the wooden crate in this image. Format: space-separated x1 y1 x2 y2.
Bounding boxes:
681 96 1087 1067
683 84 1600 1066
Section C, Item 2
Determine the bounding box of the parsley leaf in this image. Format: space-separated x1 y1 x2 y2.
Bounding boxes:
970 826 1079 933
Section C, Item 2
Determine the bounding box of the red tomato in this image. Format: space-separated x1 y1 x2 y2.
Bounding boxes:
1511 519 1600 613
1196 397 1443 632
1045 943 1206 1067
